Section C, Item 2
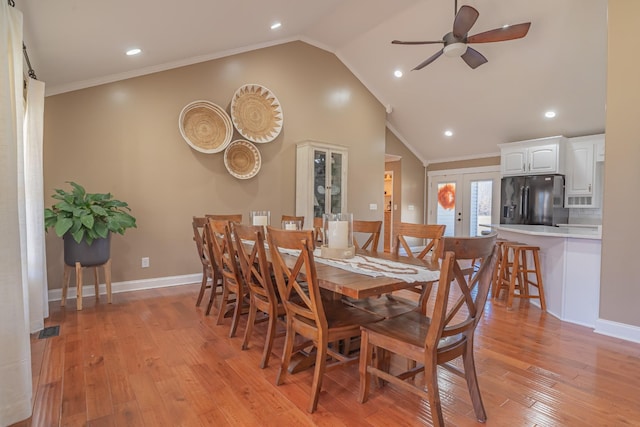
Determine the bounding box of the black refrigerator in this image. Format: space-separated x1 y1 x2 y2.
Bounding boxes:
500 174 568 226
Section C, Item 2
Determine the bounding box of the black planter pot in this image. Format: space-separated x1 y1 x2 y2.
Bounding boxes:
63 233 111 267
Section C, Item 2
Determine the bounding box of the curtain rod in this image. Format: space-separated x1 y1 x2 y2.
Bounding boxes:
8 0 38 79
23 43 37 80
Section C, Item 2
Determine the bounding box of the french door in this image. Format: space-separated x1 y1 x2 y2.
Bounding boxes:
427 167 500 237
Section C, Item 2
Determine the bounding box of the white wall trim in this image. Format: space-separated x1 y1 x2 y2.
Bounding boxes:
594 318 640 344
48 273 201 301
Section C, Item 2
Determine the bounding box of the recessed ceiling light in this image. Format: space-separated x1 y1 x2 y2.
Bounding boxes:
270 22 282 30
444 130 453 137
394 70 403 78
545 111 557 118
502 24 510 29
126 48 141 56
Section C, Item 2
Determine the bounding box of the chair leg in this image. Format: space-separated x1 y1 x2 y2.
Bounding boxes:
216 285 230 325
196 266 208 307
462 341 487 422
242 297 257 351
206 270 221 315
276 320 295 386
424 357 444 427
358 330 373 403
75 262 83 311
532 249 547 311
308 337 328 413
228 291 244 338
506 248 520 309
259 311 278 369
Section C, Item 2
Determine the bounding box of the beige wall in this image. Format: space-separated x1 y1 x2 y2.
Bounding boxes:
426 156 500 172
43 41 386 289
600 1 640 327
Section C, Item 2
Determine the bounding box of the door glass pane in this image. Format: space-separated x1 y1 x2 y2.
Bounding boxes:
436 182 456 237
469 180 493 236
314 151 326 218
330 152 343 213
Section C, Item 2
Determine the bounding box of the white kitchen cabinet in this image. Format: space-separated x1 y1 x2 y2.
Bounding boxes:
295 141 348 228
565 134 603 208
499 136 567 176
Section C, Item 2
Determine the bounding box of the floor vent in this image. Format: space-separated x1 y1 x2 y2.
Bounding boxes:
38 325 60 339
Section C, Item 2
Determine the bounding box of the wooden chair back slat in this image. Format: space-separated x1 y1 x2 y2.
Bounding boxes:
394 223 446 260
206 214 243 224
281 215 305 229
205 218 246 337
267 227 327 329
352 220 382 251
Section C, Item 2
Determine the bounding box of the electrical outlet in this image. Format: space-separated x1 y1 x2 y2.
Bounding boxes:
369 203 378 211
141 257 150 268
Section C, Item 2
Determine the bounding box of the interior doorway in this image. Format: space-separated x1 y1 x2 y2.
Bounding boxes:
384 171 393 252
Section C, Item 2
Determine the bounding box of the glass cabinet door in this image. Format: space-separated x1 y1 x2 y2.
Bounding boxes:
313 150 327 218
330 151 343 213
296 141 348 228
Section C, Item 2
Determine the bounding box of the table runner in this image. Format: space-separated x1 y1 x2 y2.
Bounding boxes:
312 249 440 283
242 239 440 283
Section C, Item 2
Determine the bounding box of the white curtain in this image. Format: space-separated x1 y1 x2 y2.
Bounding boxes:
0 2 33 425
24 77 48 333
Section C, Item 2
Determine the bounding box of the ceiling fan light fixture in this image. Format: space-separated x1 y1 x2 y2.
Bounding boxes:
443 42 467 57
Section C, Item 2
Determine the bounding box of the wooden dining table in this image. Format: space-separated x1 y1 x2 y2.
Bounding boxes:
310 249 441 299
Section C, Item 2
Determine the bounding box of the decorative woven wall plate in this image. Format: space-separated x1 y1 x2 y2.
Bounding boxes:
230 84 283 143
179 100 233 153
224 140 262 179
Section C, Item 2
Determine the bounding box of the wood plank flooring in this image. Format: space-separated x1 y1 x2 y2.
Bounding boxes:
12 283 640 426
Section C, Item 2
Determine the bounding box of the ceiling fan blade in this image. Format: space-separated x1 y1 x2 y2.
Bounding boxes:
453 5 479 39
467 22 531 43
461 47 487 69
392 40 444 45
413 49 444 71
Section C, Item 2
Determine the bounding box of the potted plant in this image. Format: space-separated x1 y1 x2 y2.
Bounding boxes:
44 182 137 266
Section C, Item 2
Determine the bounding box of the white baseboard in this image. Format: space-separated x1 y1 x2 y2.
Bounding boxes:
48 273 201 301
594 318 640 344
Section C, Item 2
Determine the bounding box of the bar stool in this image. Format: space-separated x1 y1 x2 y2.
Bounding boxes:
62 259 112 311
492 239 515 299
497 243 546 310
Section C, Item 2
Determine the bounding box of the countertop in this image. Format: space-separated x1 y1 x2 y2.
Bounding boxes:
482 224 602 240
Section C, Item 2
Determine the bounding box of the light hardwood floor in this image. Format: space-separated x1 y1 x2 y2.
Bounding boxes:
12 283 640 426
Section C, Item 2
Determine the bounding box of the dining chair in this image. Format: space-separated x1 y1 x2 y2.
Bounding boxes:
312 217 323 246
394 222 446 260
192 216 222 315
352 220 382 251
267 226 383 413
233 223 285 369
206 214 243 224
281 214 305 229
205 218 247 338
345 220 425 319
358 233 498 426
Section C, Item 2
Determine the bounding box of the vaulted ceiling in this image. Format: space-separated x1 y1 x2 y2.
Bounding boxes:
15 0 607 164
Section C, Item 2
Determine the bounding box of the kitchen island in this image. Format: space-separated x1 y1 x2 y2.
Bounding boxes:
486 224 601 328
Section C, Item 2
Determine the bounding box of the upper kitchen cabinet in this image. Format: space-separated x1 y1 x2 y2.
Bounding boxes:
565 134 605 208
499 136 567 176
295 141 348 228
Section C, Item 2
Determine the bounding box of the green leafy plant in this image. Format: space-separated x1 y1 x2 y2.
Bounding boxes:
44 182 137 245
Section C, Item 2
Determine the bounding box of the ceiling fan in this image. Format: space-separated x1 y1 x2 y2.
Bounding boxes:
392 0 531 70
